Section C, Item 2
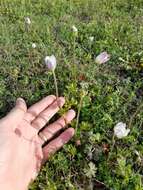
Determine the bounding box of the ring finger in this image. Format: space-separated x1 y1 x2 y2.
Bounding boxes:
38 109 76 145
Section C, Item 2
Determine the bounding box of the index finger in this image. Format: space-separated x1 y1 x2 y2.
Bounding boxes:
24 95 56 122
1 98 27 130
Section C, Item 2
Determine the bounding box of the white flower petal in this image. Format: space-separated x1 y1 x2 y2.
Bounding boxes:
89 36 94 42
95 51 110 64
72 25 78 33
114 122 130 139
32 43 36 48
25 17 31 25
124 129 130 136
44 55 57 71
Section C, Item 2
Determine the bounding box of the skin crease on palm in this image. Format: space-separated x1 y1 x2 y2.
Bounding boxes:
0 95 76 190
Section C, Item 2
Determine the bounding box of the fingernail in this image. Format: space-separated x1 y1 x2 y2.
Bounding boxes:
16 98 27 111
16 98 25 104
68 109 76 117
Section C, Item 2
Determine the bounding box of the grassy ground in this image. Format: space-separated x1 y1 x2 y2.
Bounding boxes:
0 0 143 189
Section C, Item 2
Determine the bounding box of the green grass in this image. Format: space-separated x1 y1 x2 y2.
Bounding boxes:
0 0 143 189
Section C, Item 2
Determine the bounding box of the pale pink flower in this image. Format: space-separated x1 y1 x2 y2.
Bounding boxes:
44 55 57 71
95 51 110 64
114 122 130 139
76 140 81 146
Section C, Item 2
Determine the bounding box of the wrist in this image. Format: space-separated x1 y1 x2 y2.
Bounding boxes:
0 183 14 190
0 178 18 190
0 183 27 190
0 176 24 190
0 170 28 190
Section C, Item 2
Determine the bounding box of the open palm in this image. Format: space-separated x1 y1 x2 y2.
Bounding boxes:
0 96 75 190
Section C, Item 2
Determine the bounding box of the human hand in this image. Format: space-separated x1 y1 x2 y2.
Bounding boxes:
0 96 75 190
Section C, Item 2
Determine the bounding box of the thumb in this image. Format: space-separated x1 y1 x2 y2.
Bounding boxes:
1 98 27 129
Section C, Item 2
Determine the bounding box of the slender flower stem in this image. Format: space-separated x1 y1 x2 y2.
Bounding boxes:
75 95 84 134
25 24 29 32
73 34 77 80
89 179 93 190
107 134 115 161
52 70 59 98
73 35 76 63
90 41 92 53
128 102 143 129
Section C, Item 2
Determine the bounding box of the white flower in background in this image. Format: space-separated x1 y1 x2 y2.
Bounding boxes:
114 122 130 139
44 55 57 71
89 36 94 42
32 43 36 48
72 25 78 33
25 17 31 25
95 51 110 64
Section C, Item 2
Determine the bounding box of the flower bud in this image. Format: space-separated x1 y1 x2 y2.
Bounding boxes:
25 17 31 25
44 55 57 71
76 140 81 146
32 43 36 48
72 25 78 34
89 36 94 42
95 51 110 64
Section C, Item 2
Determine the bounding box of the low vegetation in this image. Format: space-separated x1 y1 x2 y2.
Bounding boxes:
0 0 143 189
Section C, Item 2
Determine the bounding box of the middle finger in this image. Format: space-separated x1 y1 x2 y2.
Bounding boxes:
31 97 65 131
38 109 76 145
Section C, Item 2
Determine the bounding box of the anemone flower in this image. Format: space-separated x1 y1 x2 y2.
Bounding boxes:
95 51 110 64
44 55 58 98
114 122 130 139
